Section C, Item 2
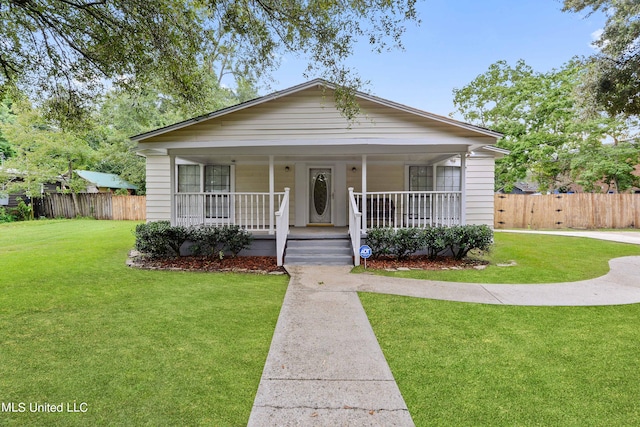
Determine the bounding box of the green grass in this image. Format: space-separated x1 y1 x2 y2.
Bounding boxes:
360 294 640 426
0 219 288 426
354 232 640 283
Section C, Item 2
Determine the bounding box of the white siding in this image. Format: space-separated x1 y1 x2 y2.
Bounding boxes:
346 164 403 192
142 86 492 145
465 155 495 226
145 155 172 222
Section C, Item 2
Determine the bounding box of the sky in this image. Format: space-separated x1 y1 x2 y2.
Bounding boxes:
265 0 606 119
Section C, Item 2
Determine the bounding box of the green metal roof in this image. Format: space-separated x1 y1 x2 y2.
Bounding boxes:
75 170 138 190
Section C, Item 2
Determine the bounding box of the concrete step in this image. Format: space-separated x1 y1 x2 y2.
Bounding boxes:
287 240 351 249
285 238 354 266
285 254 354 266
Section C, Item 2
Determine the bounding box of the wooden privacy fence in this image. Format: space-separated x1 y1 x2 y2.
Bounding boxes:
495 193 640 229
34 194 146 221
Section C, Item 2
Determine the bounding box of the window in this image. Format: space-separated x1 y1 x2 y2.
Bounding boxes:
409 166 433 191
177 165 200 193
408 166 433 222
436 166 461 191
204 165 230 193
409 165 460 192
176 164 232 219
205 165 231 218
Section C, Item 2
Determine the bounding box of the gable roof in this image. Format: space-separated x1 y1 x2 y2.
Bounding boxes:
130 79 502 142
75 170 138 190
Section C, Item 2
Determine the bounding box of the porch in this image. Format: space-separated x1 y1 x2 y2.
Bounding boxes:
173 187 463 266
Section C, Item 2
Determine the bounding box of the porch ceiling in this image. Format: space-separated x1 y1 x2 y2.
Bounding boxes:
170 143 470 164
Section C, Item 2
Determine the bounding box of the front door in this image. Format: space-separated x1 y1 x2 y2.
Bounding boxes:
309 168 332 224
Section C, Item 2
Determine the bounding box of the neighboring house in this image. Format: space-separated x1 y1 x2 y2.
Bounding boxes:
498 181 540 195
0 170 60 208
72 170 138 194
132 79 505 265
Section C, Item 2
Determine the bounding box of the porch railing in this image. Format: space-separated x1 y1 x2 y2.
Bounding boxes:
174 192 284 230
275 188 290 266
353 191 462 230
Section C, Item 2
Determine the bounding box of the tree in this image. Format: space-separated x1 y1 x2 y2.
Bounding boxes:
0 95 16 161
571 140 640 192
83 78 259 193
452 60 635 192
563 0 640 116
1 0 419 121
1 99 93 196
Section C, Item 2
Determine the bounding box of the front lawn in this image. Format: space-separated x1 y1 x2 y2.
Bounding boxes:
0 220 288 426
360 294 640 426
356 232 640 283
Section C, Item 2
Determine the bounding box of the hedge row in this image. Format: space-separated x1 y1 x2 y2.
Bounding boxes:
366 225 493 260
134 221 253 258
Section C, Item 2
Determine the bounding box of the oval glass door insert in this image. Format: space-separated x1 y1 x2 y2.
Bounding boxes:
313 173 328 215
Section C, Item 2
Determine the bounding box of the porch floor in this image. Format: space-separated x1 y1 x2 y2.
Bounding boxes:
251 227 349 238
290 226 349 238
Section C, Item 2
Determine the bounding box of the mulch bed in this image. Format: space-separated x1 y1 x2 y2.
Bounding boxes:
128 252 487 274
128 253 287 274
362 255 488 271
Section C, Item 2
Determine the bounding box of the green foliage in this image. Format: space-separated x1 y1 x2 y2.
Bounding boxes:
0 140 13 159
563 0 640 116
421 226 448 260
134 221 189 258
218 225 253 257
137 222 253 259
12 197 32 221
188 225 222 256
453 60 637 192
390 228 423 260
0 207 15 223
366 225 494 261
365 227 396 258
571 140 640 192
1 0 419 122
1 98 93 195
442 225 493 260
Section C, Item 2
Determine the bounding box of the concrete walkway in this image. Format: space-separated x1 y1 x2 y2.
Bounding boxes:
248 265 414 426
249 231 640 426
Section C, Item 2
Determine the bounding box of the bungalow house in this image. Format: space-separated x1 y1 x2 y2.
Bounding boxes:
132 79 505 265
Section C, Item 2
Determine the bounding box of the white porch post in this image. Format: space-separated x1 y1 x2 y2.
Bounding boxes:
361 154 367 233
269 155 275 234
432 165 438 191
460 152 467 225
169 154 176 225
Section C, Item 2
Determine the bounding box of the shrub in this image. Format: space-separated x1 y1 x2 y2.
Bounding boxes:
421 226 448 260
188 225 252 258
134 221 189 258
188 225 221 256
366 225 494 261
13 198 32 221
219 225 253 257
0 207 15 223
365 227 395 259
444 224 493 260
391 228 423 260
